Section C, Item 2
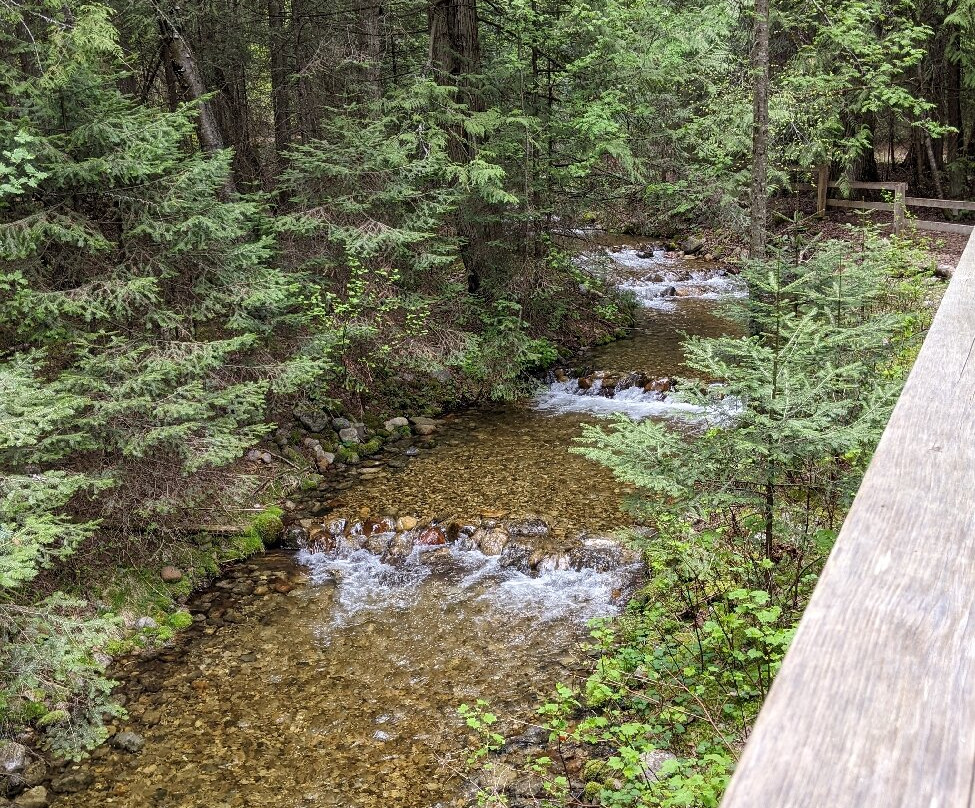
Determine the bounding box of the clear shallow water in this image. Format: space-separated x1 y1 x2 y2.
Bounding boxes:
58 242 741 808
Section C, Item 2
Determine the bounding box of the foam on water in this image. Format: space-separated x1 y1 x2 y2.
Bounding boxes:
485 565 626 622
297 547 431 624
594 247 745 310
296 544 626 627
534 379 709 419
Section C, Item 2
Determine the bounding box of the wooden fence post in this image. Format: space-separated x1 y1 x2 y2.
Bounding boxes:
816 165 829 217
893 182 907 234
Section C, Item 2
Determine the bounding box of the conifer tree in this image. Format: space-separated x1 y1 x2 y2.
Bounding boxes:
0 0 290 754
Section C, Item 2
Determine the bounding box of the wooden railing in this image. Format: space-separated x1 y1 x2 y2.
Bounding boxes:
814 169 975 235
721 227 975 806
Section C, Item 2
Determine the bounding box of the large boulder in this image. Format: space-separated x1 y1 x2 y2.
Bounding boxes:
682 235 705 255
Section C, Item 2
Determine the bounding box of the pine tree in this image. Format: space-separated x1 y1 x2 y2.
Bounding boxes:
0 0 291 755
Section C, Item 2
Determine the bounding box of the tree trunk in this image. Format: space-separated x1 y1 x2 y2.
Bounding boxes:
749 0 770 261
161 27 226 154
357 0 383 99
268 0 292 157
428 0 486 293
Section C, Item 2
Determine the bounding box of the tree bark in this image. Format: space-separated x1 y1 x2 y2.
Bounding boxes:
158 15 227 156
268 0 292 157
749 0 770 261
357 1 383 99
428 0 486 293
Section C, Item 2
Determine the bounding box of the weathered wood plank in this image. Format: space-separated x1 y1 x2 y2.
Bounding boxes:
825 198 895 211
913 220 975 235
816 166 829 217
721 230 975 807
827 180 901 191
906 196 975 212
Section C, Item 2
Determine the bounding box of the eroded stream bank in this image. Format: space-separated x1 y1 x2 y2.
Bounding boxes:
53 241 742 808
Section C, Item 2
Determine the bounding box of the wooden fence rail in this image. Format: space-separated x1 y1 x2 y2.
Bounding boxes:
814 173 975 236
720 227 975 807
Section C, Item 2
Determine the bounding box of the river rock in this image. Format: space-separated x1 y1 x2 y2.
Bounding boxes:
111 732 145 754
306 526 336 553
21 763 45 791
659 286 677 297
640 749 677 781
50 770 93 794
386 531 415 559
507 518 549 537
535 552 571 572
366 517 396 535
395 516 418 531
332 417 353 431
279 523 307 550
338 427 360 444
477 528 509 556
0 744 28 776
366 531 396 555
570 537 638 571
415 526 446 547
313 446 334 469
384 417 409 431
327 518 347 537
405 446 420 457
682 235 705 254
577 376 592 390
160 565 183 583
296 410 331 433
478 762 518 792
12 787 47 808
499 540 533 572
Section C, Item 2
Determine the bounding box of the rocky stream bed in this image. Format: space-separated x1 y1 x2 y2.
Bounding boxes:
2 239 743 808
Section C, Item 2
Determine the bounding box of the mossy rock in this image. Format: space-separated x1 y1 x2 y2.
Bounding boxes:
300 474 324 491
252 507 284 546
336 446 360 464
360 437 384 456
582 759 611 783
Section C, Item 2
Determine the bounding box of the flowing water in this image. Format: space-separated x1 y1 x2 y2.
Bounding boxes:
57 239 742 808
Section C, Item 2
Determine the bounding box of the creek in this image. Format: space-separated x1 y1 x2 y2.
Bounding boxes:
56 239 743 808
